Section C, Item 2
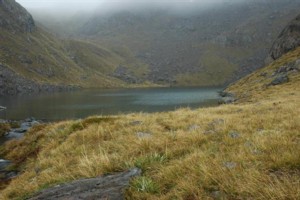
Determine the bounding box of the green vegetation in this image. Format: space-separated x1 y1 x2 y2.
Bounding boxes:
0 47 299 199
0 27 153 89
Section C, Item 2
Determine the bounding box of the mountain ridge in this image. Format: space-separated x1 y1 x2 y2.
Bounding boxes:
31 0 300 86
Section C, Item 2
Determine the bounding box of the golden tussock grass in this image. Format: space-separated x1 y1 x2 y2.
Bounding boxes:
0 48 300 199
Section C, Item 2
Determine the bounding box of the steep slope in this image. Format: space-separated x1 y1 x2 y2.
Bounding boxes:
0 0 151 96
228 12 300 102
0 0 34 32
269 13 300 60
32 0 300 86
1 13 300 199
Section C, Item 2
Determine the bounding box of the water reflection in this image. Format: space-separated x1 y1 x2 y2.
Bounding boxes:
0 87 222 121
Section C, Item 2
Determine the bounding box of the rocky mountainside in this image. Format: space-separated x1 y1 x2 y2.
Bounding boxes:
269 13 300 61
0 0 34 32
227 12 300 103
32 0 300 86
0 0 148 96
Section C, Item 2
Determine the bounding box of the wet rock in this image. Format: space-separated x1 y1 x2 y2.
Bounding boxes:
4 118 41 139
0 159 11 171
219 91 233 98
29 168 142 200
218 92 236 104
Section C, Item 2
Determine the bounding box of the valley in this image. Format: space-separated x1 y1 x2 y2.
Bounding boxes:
0 0 299 199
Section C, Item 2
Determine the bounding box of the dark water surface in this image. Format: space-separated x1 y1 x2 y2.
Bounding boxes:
0 87 222 121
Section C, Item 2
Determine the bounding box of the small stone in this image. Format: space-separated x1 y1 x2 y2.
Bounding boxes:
260 72 268 77
129 121 142 126
270 74 289 85
188 124 200 131
203 130 216 135
244 141 254 147
224 162 237 169
136 132 152 139
229 131 240 138
211 190 225 199
207 119 224 129
212 119 225 125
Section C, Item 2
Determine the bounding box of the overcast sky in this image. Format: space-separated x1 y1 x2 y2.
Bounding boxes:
16 0 245 12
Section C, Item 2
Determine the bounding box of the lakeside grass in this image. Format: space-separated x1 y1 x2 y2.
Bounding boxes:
0 49 300 199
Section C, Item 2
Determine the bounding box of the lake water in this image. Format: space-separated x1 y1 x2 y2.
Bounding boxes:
0 87 222 121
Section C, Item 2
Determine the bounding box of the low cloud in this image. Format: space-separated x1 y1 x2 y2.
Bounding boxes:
16 0 247 14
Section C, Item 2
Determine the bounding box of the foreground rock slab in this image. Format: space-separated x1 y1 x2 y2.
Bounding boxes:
29 168 141 200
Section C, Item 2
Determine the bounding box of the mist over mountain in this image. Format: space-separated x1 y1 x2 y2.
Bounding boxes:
28 0 300 86
1 0 300 96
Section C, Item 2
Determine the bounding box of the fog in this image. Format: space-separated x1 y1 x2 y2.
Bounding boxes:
16 0 248 15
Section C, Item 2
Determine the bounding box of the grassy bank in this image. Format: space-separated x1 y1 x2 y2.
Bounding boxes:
0 49 299 199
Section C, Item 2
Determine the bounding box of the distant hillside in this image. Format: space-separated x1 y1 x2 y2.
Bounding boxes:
227 12 300 102
0 0 150 96
31 0 300 86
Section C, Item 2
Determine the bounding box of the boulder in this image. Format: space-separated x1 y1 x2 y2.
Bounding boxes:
269 14 300 60
270 74 289 85
29 168 141 200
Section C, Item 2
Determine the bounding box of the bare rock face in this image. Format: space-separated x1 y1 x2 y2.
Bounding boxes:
0 64 77 96
0 0 35 32
269 14 300 60
29 168 141 200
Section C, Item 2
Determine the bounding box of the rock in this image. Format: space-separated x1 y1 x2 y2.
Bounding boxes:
29 168 142 200
0 159 11 171
0 159 19 181
0 0 35 33
218 91 233 98
188 124 200 131
136 132 152 139
218 92 236 104
4 118 41 139
269 14 300 60
219 97 236 104
211 190 226 199
224 162 237 169
260 72 268 77
0 64 79 96
205 119 225 134
129 121 143 126
203 130 216 135
229 131 240 138
210 119 225 126
270 74 289 85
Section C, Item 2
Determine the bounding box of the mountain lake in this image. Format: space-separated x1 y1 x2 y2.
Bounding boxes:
0 87 223 121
